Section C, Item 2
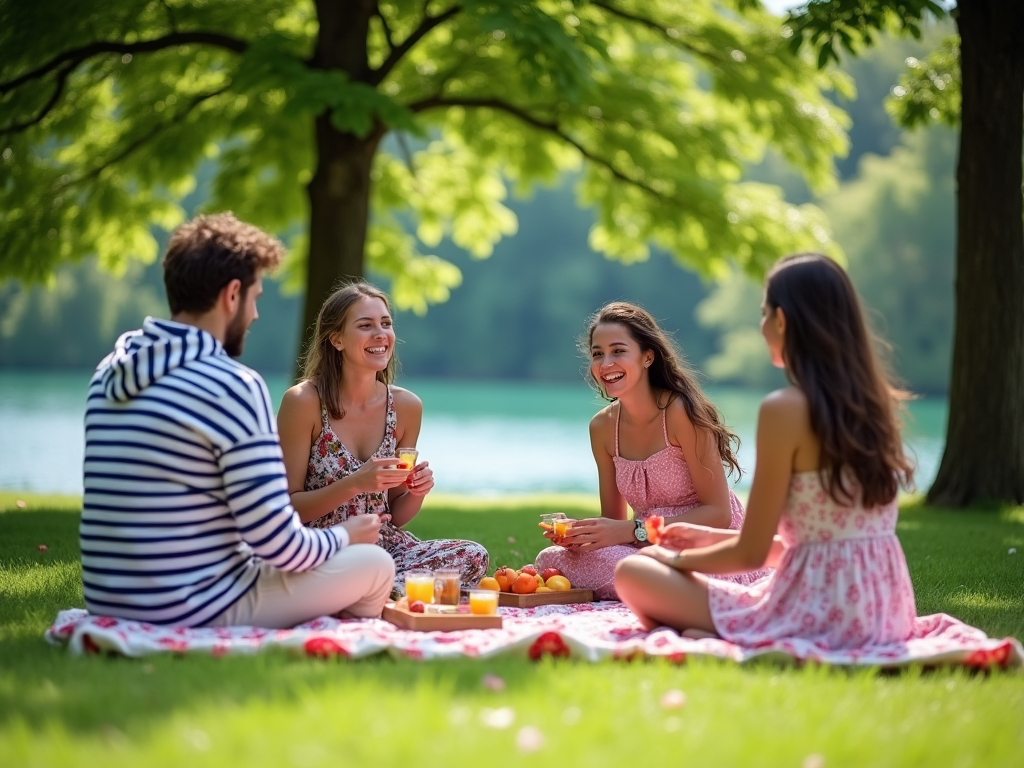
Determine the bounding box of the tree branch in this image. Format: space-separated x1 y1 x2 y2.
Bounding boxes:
55 85 231 193
376 8 395 52
409 95 667 199
590 1 725 64
0 32 248 94
0 64 74 136
369 4 462 86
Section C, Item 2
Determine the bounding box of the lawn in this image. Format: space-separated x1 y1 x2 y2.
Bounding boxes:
1 491 1022 767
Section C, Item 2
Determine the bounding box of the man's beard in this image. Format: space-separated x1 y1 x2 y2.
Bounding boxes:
224 305 249 358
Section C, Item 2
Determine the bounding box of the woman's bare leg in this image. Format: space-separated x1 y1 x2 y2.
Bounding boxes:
614 555 716 633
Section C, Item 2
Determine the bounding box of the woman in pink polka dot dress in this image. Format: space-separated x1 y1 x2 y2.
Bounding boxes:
615 254 1001 655
534 302 769 600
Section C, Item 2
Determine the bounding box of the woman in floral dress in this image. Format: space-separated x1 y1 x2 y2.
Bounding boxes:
278 283 488 594
615 254 998 656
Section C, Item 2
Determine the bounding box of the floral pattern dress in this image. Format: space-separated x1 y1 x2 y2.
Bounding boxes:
536 404 770 599
707 471 918 649
304 386 488 593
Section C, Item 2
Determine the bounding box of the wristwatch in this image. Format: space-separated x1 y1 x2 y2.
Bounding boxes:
632 519 648 544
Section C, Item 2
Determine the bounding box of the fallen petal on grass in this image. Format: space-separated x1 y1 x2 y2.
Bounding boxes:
37 544 48 552
16 500 26 508
482 673 506 691
660 689 687 709
516 726 545 753
479 707 515 729
803 754 825 768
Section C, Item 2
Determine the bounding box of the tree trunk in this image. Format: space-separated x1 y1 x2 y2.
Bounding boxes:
927 0 1024 506
297 0 379 375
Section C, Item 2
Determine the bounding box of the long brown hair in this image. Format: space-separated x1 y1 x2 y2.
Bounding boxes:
301 282 398 420
583 302 742 479
765 254 914 507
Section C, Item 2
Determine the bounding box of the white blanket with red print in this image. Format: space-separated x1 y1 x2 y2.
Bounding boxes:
46 602 1022 669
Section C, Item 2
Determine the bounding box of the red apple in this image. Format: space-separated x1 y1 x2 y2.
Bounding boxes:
540 568 563 582
520 565 538 577
409 600 426 613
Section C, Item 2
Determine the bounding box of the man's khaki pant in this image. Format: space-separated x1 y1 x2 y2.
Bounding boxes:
208 544 395 628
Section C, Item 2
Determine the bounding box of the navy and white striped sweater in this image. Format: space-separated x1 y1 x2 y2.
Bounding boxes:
81 317 347 626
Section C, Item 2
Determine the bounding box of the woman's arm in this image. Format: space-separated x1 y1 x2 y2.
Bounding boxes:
387 388 433 528
658 523 788 569
277 384 377 524
647 392 800 574
668 401 734 529
558 410 636 550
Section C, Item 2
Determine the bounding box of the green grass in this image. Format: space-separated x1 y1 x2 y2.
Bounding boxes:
1 491 1022 767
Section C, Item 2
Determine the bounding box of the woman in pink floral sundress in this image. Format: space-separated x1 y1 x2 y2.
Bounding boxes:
278 283 488 594
534 302 769 600
615 254 998 654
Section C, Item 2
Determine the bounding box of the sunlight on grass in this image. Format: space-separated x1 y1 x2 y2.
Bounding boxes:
1 492 1022 767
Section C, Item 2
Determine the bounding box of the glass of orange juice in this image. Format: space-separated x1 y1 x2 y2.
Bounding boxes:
404 569 435 605
468 589 499 615
553 518 576 538
397 447 419 472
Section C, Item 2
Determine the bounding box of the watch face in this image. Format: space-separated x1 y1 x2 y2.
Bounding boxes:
634 522 648 542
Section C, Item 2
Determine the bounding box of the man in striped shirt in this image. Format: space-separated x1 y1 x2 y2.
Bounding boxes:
81 213 395 627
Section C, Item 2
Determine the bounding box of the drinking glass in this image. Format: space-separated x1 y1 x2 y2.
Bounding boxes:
553 518 576 538
468 589 499 616
397 447 419 472
405 569 435 605
434 568 461 606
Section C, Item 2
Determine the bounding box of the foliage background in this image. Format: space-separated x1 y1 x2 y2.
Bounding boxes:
0 27 956 395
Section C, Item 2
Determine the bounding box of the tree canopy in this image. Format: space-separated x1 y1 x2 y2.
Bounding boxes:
1 0 852 318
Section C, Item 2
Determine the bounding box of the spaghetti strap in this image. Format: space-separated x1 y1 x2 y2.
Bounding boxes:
313 384 331 431
661 407 671 448
614 402 621 457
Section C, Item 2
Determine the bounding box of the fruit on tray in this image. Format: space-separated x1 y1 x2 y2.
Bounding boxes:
644 515 664 545
409 600 426 613
512 572 539 594
488 565 574 594
494 566 519 591
544 575 571 591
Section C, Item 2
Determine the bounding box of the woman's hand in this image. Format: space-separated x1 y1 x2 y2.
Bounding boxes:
351 457 411 495
404 461 434 497
637 544 684 568
339 513 383 545
559 517 634 551
659 522 734 552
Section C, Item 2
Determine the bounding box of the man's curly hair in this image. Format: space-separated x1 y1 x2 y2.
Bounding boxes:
162 212 284 314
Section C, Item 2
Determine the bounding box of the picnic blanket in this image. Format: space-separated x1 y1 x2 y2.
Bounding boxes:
46 602 1022 669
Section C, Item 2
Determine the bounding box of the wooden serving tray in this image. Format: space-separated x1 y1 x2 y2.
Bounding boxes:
496 588 594 608
381 603 503 632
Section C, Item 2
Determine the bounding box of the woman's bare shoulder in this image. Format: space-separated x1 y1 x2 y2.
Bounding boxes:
281 380 321 411
589 402 617 433
759 386 812 435
278 381 321 432
390 385 423 412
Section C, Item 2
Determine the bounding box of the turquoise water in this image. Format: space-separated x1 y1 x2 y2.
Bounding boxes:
0 370 947 497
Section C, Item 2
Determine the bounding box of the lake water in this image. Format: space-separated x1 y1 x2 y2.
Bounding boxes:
0 370 947 497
